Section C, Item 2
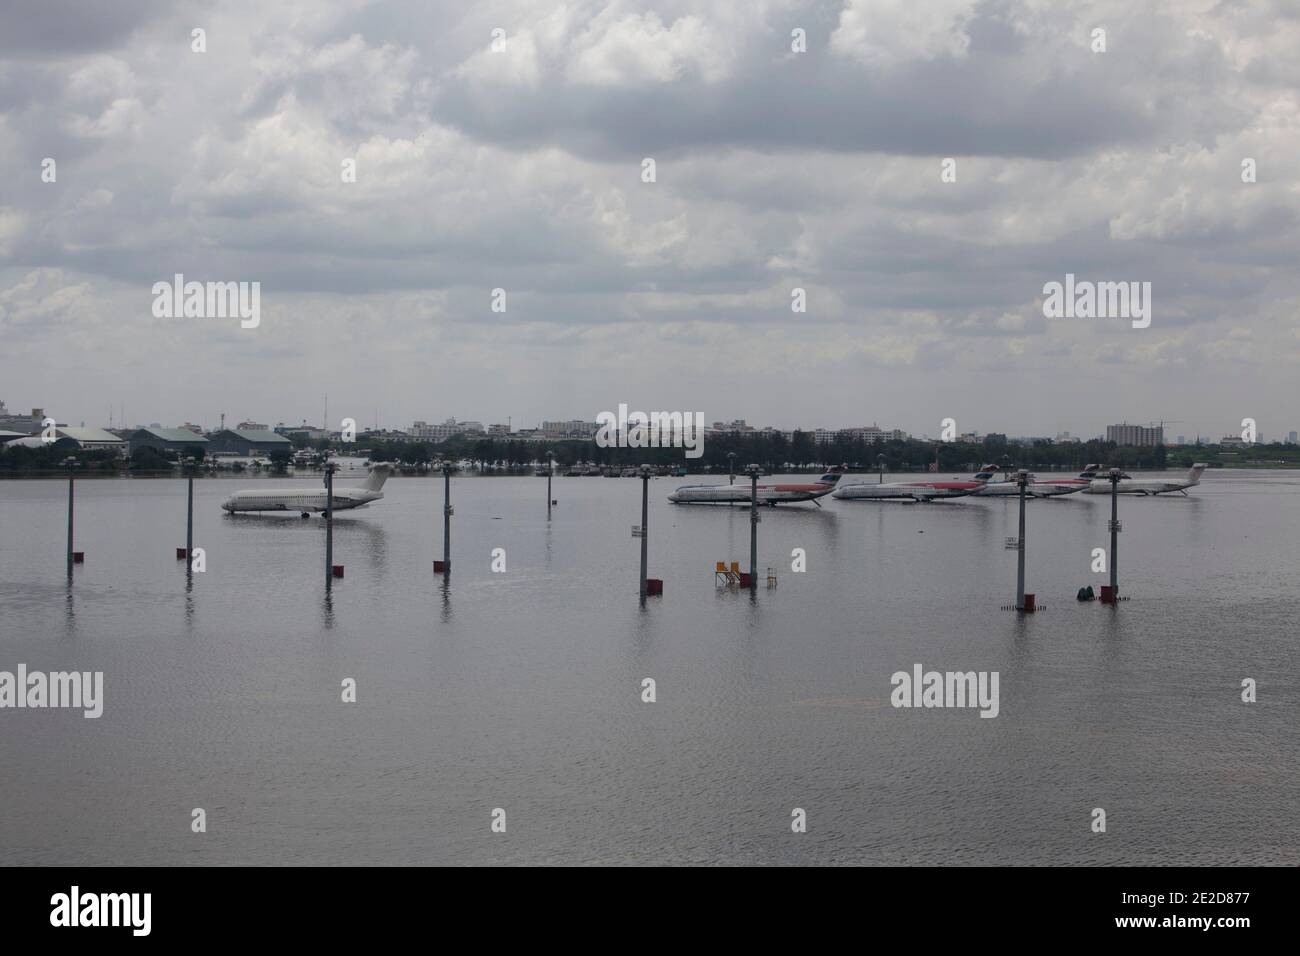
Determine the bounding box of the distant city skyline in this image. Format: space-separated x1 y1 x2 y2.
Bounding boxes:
4 396 1291 447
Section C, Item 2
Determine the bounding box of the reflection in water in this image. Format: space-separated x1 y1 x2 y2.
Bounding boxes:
63 581 75 637
347 516 390 577
3 471 1298 866
964 497 995 547
225 513 390 579
224 511 387 539
439 576 452 624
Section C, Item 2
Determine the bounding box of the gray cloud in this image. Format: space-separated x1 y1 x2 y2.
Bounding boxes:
1 0 1298 440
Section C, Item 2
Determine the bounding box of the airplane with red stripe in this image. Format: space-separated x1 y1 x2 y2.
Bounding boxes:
831 469 990 502
669 467 845 506
972 464 1102 497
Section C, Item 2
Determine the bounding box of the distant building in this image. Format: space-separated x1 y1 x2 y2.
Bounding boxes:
776 424 908 444
1288 431 1298 444
840 425 908 443
207 429 293 456
277 423 327 441
411 418 485 442
1106 423 1163 446
488 423 511 435
129 428 210 458
709 420 754 435
56 427 127 454
1220 435 1245 447
542 420 598 439
235 420 268 432
0 402 46 435
358 428 408 441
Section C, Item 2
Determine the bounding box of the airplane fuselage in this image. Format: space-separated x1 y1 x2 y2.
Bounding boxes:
221 463 393 514
1084 479 1188 495
1082 464 1207 496
975 477 1089 497
669 472 842 505
221 489 381 513
833 479 984 502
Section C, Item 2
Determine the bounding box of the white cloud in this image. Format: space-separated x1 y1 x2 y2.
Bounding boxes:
567 11 727 85
831 0 977 66
2 0 1300 436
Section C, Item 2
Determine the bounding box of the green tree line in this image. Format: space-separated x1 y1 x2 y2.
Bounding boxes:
363 432 1179 473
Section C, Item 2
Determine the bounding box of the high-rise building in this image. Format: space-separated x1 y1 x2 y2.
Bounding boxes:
1106 423 1163 446
709 419 754 435
542 420 598 439
411 418 485 442
841 424 909 443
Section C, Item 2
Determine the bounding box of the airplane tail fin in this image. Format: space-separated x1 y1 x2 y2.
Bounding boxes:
973 464 999 482
1187 462 1207 485
818 466 846 484
363 462 393 492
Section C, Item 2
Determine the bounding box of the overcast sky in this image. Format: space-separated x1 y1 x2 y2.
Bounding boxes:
1 0 1298 440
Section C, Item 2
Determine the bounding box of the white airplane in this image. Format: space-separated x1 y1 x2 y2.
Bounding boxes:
669 468 845 505
1082 463 1207 496
832 470 990 502
221 463 392 516
972 464 1102 497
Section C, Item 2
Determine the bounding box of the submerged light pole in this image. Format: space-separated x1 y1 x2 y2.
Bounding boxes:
442 459 453 576
186 475 194 574
546 450 554 520
746 463 762 591
324 462 336 589
1015 469 1028 610
1108 467 1122 601
64 456 78 579
638 465 650 605
877 453 886 484
727 451 737 486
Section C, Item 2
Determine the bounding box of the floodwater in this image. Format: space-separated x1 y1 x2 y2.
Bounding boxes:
0 467 1296 865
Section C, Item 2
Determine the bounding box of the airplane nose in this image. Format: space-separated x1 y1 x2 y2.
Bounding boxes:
221 497 234 511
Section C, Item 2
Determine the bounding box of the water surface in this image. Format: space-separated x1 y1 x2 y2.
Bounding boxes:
1 468 1296 865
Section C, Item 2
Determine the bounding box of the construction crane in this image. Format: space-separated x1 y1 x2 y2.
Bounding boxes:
1148 420 1183 443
